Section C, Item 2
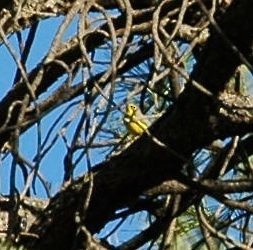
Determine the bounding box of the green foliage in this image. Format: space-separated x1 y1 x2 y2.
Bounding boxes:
0 240 27 250
227 64 251 95
176 206 200 236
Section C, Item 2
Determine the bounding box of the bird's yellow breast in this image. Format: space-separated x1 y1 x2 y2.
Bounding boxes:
124 104 148 136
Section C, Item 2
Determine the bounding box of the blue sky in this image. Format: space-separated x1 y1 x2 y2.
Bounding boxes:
0 15 160 247
1 11 253 249
0 16 88 196
0 13 128 197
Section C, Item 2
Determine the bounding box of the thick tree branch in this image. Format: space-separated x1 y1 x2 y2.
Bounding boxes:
1 1 252 249
24 4 253 249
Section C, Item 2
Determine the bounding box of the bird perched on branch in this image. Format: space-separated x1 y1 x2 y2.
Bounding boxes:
124 103 149 136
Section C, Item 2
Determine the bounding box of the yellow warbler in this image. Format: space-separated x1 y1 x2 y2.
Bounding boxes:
124 103 149 136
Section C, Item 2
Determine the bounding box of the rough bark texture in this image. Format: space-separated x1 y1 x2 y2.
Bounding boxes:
23 1 253 249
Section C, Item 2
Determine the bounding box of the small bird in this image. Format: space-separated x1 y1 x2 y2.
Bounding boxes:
124 103 149 136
